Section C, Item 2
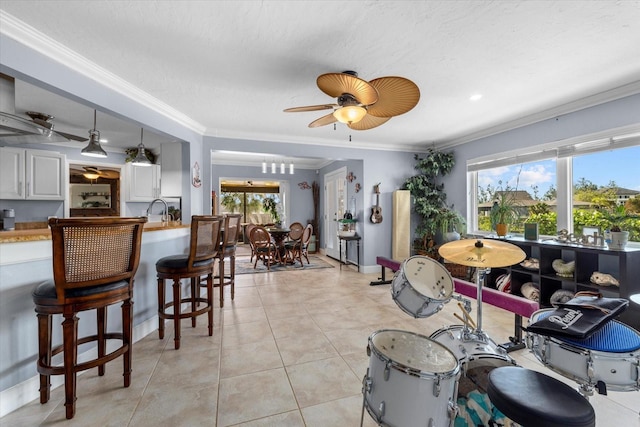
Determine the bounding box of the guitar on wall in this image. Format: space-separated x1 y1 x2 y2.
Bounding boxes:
370 183 383 224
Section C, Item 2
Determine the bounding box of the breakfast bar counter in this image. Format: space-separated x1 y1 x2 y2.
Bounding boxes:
0 221 190 413
0 220 188 243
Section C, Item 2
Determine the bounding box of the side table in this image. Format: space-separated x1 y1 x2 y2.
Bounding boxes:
338 234 361 272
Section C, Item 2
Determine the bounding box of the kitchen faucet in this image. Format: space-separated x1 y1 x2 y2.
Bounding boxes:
146 198 169 222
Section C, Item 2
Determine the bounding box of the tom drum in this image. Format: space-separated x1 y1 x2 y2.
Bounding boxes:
391 255 454 318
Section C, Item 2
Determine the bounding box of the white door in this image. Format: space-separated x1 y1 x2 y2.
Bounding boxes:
324 167 347 259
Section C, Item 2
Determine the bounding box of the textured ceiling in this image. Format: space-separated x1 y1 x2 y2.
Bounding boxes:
1 1 639 160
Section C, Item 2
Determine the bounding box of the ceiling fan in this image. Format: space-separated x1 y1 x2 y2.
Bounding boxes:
284 71 420 130
24 112 88 142
71 166 119 180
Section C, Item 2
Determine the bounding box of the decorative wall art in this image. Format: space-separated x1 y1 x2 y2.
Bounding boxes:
192 162 201 188
355 183 361 193
298 181 311 190
346 171 356 183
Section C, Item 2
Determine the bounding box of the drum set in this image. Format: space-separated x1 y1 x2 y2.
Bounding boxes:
361 239 640 427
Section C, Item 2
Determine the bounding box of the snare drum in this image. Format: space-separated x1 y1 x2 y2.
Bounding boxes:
430 325 515 395
391 256 454 318
526 308 640 393
363 329 460 427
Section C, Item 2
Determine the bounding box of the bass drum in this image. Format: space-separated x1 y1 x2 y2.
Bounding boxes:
391 255 454 318
363 329 460 427
526 308 640 393
430 325 515 396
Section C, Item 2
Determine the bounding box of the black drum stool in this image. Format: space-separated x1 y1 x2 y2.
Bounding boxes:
487 366 595 427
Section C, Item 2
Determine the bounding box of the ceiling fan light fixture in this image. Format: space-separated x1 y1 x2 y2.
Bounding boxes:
83 172 100 180
333 105 367 124
81 110 107 158
131 129 152 167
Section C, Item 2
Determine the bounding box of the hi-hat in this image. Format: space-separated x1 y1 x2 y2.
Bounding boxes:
439 239 526 268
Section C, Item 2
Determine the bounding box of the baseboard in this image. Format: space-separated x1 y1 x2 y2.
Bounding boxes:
0 316 158 418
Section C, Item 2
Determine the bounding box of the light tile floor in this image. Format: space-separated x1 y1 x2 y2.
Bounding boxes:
2 251 638 426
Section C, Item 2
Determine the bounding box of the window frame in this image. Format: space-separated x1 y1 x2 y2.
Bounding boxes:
466 125 640 241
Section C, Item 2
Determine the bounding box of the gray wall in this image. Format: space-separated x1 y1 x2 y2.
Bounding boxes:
444 93 640 217
203 136 419 268
210 162 318 228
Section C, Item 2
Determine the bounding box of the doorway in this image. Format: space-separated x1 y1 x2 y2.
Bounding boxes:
324 167 347 260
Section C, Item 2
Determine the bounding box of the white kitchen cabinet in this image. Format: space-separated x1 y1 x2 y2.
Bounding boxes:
0 147 65 200
160 142 182 197
125 163 161 202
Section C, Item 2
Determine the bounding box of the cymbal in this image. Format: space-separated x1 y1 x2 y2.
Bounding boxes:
438 239 526 268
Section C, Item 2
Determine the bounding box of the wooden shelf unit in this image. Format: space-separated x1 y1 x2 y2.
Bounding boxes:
486 237 640 330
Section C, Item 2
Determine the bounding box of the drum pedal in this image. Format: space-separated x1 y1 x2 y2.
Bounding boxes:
596 380 608 395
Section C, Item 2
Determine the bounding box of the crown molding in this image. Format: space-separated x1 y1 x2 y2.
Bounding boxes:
438 80 640 149
0 11 206 136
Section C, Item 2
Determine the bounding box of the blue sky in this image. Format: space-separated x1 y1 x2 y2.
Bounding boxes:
477 145 640 198
573 145 640 191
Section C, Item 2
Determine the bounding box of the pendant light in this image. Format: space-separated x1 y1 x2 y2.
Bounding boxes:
262 160 267 174
289 162 294 174
81 110 107 158
131 128 152 167
271 162 276 174
280 161 285 174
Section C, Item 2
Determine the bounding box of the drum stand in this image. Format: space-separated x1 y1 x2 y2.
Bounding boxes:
461 267 492 343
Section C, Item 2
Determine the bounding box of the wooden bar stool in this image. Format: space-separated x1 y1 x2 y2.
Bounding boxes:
32 217 146 419
214 214 242 307
156 215 223 349
487 366 595 427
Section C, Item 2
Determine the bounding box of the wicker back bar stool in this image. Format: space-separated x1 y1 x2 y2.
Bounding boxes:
32 217 146 419
214 214 242 307
156 215 223 349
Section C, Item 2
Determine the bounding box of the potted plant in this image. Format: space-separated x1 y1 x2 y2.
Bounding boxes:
262 196 281 226
403 149 464 253
608 225 629 250
490 190 519 237
437 207 466 243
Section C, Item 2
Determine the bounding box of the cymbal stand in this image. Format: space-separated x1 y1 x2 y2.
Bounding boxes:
459 267 491 343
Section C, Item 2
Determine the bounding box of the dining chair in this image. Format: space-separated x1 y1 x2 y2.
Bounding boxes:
250 225 277 270
299 223 313 264
284 222 304 262
32 217 146 419
288 223 313 265
246 223 257 262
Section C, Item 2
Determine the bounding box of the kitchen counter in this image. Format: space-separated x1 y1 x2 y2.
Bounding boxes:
1 221 191 403
0 221 188 243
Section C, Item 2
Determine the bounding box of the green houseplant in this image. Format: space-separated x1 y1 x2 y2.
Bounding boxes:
262 196 281 225
490 191 519 237
403 149 465 254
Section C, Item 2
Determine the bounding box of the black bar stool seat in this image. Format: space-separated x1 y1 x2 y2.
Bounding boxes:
487 366 595 427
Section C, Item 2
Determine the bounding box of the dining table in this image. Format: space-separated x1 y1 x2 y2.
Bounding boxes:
265 226 291 263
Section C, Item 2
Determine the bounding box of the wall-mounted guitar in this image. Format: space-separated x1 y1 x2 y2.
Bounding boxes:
370 183 383 223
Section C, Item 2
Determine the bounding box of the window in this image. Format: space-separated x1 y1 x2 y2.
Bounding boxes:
469 136 639 244
476 159 557 235
572 146 640 241
220 181 280 225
